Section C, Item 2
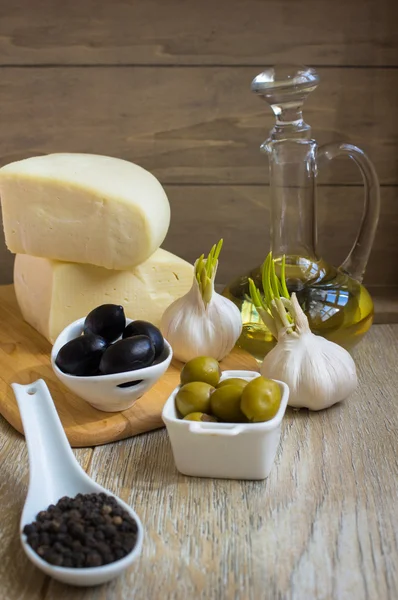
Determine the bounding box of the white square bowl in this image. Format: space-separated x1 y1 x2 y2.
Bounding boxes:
162 370 289 480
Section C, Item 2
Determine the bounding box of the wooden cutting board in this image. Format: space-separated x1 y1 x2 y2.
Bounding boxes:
0 285 259 447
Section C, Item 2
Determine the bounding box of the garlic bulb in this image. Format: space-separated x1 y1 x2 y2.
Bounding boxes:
161 240 242 362
250 253 358 411
260 295 357 410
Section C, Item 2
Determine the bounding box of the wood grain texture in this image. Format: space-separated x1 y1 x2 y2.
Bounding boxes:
65 326 398 600
0 67 396 185
0 325 396 599
371 287 398 324
0 0 396 66
0 285 258 447
163 185 398 287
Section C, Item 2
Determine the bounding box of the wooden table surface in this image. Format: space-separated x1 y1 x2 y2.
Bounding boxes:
1 324 397 600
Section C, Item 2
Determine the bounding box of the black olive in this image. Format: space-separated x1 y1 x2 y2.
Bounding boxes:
122 321 164 359
55 334 107 376
84 304 126 343
99 336 155 375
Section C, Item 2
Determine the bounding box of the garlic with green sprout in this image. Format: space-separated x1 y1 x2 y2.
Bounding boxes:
249 253 357 410
161 240 242 363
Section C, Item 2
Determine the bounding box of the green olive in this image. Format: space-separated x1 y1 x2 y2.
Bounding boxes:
180 356 221 387
175 382 215 417
210 384 246 422
217 377 248 391
240 377 281 422
183 412 218 422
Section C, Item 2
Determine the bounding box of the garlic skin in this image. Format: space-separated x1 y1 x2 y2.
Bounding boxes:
161 275 242 363
260 295 358 410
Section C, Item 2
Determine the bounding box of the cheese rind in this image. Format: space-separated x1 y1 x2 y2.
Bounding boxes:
14 250 193 343
0 153 170 270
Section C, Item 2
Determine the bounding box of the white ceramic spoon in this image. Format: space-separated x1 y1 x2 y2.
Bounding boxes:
12 378 144 587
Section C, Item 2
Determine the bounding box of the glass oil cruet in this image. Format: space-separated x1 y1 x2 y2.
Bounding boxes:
223 65 380 362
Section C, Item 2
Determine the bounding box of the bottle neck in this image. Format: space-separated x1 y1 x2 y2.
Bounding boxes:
268 107 311 141
266 139 318 260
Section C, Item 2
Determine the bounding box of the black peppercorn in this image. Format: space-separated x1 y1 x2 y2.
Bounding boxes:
23 492 138 569
86 552 103 567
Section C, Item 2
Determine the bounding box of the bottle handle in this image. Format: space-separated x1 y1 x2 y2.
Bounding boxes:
317 143 380 282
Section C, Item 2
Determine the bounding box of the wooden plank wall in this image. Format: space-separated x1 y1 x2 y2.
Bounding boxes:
0 0 397 296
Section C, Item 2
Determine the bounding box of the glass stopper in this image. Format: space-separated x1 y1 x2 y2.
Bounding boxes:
251 65 320 140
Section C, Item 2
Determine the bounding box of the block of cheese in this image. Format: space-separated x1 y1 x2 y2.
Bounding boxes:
14 250 193 343
0 153 170 270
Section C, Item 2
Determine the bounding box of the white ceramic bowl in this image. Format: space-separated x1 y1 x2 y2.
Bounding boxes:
51 318 172 412
162 370 289 480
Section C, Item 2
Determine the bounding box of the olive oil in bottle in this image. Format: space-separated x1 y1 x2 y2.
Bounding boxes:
223 256 374 363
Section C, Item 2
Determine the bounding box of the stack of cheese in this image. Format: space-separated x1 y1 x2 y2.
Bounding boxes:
0 153 193 343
